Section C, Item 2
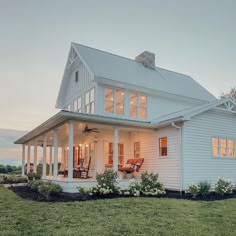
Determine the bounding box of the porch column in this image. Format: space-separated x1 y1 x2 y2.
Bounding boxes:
33 141 37 173
53 129 58 179
27 144 31 173
21 144 25 176
49 146 53 176
113 127 119 172
68 120 74 180
42 135 47 178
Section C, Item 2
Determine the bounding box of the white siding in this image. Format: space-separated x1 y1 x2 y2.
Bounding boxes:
183 109 236 189
130 128 181 190
62 57 94 109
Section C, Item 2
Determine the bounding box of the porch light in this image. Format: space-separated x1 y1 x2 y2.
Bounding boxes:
67 147 69 150
79 144 82 147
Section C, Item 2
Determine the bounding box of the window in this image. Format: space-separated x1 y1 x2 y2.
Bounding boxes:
67 104 71 111
212 137 235 158
134 142 140 158
105 88 114 113
77 97 82 112
73 99 77 112
85 88 95 114
105 143 124 166
159 137 168 156
129 93 147 119
75 71 78 83
104 88 124 115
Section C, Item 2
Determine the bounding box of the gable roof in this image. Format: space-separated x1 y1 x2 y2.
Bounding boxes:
151 97 236 124
71 42 216 102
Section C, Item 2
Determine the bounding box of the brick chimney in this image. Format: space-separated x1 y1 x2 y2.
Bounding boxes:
135 51 155 69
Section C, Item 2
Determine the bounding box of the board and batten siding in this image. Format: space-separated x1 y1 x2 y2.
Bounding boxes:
62 57 94 109
131 127 181 190
183 109 236 189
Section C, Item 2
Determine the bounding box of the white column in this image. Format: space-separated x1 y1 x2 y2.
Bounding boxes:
42 135 47 178
33 141 37 173
68 120 74 180
53 129 58 179
49 146 53 176
21 144 25 176
113 127 119 172
27 144 31 173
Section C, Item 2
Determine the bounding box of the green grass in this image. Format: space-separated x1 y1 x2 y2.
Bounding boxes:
1 186 236 236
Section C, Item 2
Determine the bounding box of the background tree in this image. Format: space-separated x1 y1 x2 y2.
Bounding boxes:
220 87 236 101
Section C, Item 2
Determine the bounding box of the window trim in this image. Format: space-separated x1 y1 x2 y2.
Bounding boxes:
129 91 147 119
134 141 141 159
159 137 168 157
212 137 235 159
85 88 95 114
104 87 125 116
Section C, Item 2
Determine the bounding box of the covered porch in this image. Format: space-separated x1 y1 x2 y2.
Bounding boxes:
15 111 154 192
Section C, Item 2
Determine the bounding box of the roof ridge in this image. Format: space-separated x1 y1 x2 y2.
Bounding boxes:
72 42 191 77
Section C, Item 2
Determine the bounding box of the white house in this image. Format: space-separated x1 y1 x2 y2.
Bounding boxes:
15 43 236 193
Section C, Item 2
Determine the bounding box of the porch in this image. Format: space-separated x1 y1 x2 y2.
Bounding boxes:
16 112 154 192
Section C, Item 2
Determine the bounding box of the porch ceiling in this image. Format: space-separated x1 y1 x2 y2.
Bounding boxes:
14 111 154 144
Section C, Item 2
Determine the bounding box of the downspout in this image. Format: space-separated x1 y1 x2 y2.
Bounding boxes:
171 122 184 193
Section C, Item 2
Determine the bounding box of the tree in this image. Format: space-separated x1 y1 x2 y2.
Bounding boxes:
220 87 236 101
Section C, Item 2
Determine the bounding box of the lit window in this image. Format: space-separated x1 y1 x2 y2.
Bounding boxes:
116 90 124 115
105 88 114 113
104 88 124 115
77 97 82 112
228 139 235 158
105 142 124 166
130 93 138 117
212 137 235 158
212 138 219 157
129 93 147 119
221 138 227 157
85 88 95 114
159 137 167 156
134 142 140 158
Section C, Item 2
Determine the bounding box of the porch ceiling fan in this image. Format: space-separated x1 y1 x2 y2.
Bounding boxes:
82 124 99 133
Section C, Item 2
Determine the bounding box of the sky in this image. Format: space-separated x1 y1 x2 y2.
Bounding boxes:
0 0 235 165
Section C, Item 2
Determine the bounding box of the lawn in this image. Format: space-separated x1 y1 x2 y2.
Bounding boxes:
1 186 236 236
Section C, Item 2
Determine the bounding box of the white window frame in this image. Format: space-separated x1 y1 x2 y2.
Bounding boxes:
159 137 168 157
212 137 235 158
104 87 124 115
85 88 95 114
129 92 147 119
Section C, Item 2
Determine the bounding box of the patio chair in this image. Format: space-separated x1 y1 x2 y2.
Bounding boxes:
78 156 92 179
73 159 84 178
118 158 144 174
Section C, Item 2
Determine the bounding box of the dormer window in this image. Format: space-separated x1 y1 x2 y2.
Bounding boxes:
130 93 147 119
104 88 124 115
75 71 78 83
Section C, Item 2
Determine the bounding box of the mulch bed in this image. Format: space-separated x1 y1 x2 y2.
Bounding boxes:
7 185 236 202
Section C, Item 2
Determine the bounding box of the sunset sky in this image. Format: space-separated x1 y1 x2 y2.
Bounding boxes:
0 0 235 165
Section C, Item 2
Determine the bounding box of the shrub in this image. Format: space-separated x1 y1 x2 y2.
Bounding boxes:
198 181 211 196
78 169 120 196
38 182 62 200
30 180 44 191
125 179 141 197
215 178 233 195
0 174 28 184
140 171 165 196
27 172 35 181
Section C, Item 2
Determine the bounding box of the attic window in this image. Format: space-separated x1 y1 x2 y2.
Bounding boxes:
75 71 78 83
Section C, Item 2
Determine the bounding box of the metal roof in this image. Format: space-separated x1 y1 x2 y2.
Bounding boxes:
72 43 216 102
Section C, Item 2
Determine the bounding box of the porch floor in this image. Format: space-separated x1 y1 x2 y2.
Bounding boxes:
42 175 138 193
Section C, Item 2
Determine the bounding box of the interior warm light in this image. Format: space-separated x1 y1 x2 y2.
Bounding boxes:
79 144 82 147
85 144 89 147
67 147 69 150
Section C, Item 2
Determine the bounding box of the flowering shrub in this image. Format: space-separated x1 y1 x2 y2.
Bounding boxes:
186 181 211 197
186 184 200 198
140 171 165 196
215 178 233 195
78 169 120 196
124 172 165 197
